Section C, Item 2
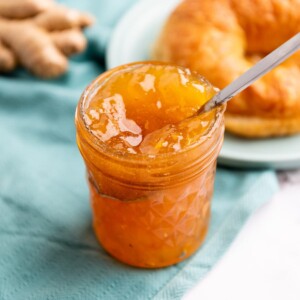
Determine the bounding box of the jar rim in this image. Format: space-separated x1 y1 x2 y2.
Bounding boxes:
76 62 225 163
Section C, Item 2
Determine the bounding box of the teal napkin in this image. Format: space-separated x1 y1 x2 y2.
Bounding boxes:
0 1 278 299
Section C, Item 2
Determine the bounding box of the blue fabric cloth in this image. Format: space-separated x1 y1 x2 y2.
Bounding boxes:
0 1 278 299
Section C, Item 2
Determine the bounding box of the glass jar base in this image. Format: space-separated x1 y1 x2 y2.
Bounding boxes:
93 221 209 268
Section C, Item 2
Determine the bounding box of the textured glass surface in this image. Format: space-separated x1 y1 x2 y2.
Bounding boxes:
90 163 216 268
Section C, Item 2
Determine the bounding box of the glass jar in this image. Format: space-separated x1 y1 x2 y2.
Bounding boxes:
75 64 225 268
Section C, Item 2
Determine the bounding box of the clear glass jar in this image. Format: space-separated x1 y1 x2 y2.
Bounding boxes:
75 64 225 268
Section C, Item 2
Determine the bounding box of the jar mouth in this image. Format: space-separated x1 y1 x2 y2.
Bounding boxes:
77 62 226 163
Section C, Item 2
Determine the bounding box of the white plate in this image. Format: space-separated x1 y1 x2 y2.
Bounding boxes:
106 0 300 169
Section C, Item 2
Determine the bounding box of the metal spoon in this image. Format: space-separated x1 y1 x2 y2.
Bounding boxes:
200 32 300 113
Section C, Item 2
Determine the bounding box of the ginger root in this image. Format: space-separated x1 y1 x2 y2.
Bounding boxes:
0 0 93 78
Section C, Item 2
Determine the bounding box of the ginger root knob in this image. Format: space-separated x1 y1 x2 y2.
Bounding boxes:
0 0 93 78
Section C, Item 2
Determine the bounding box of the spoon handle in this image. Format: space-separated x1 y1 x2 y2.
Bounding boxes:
202 32 300 112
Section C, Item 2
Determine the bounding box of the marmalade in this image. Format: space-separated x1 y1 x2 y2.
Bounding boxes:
75 62 225 268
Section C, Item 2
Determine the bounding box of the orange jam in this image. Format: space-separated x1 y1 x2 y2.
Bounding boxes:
75 62 225 268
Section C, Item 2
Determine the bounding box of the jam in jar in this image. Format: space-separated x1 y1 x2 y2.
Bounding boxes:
75 62 225 268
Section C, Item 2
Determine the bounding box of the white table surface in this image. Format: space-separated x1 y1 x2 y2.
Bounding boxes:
184 170 300 300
